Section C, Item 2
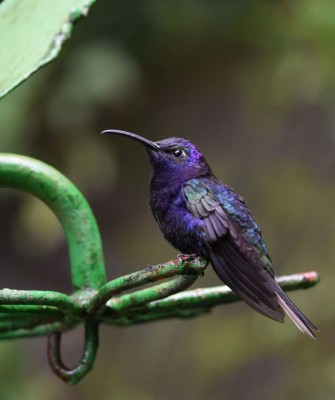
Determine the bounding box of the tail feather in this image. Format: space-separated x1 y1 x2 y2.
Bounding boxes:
206 232 318 339
275 289 318 339
208 245 285 323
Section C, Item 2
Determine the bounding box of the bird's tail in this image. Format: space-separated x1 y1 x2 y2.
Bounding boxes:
275 287 318 339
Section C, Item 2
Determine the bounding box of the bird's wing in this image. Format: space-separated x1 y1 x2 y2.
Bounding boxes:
183 179 285 322
183 179 317 337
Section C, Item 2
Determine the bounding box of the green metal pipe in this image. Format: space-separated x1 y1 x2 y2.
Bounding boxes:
89 256 208 313
106 308 210 326
0 304 63 317
0 316 61 330
0 289 82 314
128 270 320 312
108 275 198 313
0 154 107 291
0 321 68 340
102 271 320 325
47 320 99 384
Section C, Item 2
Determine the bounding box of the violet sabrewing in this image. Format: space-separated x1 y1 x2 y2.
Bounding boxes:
102 129 318 338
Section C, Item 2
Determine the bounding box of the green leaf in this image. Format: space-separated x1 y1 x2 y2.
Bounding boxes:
0 0 95 98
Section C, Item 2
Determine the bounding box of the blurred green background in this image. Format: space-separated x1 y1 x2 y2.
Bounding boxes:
0 0 333 398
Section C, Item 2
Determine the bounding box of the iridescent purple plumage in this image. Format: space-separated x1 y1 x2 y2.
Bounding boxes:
103 130 318 338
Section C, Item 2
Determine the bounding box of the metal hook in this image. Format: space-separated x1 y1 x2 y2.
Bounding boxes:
47 321 99 384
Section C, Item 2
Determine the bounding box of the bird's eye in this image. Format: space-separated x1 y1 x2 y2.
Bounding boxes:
173 149 186 158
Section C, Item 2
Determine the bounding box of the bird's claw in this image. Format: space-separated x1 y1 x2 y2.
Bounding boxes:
177 253 199 261
176 253 207 276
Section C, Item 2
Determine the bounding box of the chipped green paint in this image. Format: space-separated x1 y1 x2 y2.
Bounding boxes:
0 289 81 312
102 271 320 326
0 0 96 98
0 154 320 384
88 256 208 314
107 275 199 313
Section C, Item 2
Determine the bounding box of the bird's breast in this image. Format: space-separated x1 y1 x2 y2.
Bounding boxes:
149 185 207 255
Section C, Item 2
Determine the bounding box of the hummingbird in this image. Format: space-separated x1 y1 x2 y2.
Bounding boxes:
102 129 318 338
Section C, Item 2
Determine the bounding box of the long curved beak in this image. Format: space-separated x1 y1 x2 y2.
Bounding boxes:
101 129 160 150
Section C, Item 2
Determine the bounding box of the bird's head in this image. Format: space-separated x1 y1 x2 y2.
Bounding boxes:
102 130 212 180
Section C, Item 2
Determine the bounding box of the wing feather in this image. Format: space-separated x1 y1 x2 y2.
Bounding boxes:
182 180 318 333
204 215 217 242
196 201 209 217
183 182 284 321
190 203 201 218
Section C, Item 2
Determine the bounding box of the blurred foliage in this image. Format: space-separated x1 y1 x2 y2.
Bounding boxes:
0 0 96 97
0 0 334 398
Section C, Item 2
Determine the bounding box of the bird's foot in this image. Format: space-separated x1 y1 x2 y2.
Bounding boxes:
177 253 207 276
177 253 198 261
175 254 208 276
